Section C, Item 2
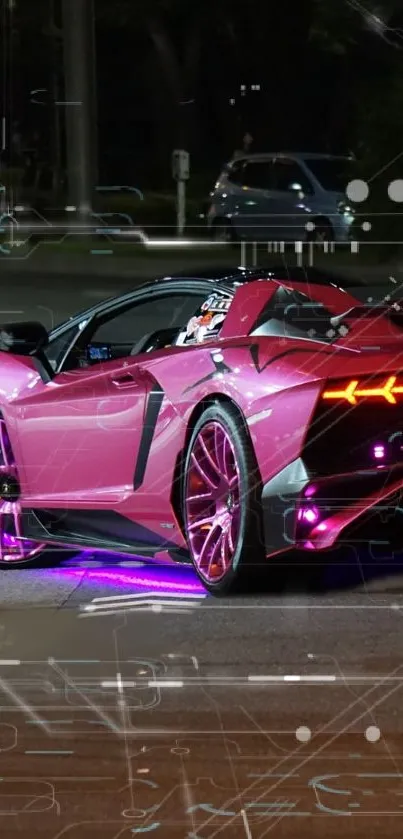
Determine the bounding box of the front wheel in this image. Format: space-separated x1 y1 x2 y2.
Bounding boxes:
0 499 45 567
182 402 265 595
0 416 45 567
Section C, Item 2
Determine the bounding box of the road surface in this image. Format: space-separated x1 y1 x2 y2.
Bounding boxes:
0 266 402 836
0 255 401 329
0 270 134 330
1 551 403 837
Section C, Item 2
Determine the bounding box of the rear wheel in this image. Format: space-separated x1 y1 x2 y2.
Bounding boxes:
182 402 265 595
212 219 235 243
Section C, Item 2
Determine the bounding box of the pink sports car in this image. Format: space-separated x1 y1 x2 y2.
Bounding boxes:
0 265 402 594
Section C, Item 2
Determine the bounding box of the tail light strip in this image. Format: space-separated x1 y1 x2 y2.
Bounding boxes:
322 375 403 404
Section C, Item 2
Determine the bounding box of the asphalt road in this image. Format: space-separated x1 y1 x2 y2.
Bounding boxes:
0 258 402 329
0 267 403 836
1 551 403 838
0 271 133 329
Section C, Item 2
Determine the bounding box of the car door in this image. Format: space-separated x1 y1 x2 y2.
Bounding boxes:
231 159 276 240
270 158 315 240
13 288 207 506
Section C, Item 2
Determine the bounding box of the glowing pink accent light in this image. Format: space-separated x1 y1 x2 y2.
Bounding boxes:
373 444 385 460
298 506 320 525
304 485 317 498
64 567 206 594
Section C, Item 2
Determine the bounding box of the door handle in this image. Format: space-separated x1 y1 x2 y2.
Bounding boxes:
110 372 138 388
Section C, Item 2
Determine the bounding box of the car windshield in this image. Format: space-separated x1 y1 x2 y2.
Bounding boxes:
306 158 355 192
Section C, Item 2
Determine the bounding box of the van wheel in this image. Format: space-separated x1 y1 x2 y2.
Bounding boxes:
212 219 236 243
306 219 334 243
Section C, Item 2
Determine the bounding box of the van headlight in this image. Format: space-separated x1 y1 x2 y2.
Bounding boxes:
338 201 355 223
338 200 354 215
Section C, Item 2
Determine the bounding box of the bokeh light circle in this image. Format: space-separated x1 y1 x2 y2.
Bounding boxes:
388 179 403 202
295 725 311 743
365 725 381 742
346 179 369 203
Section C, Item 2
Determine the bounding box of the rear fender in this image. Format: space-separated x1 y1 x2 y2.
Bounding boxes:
245 382 321 487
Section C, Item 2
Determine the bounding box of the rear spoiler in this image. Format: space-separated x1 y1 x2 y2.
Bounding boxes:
331 302 403 328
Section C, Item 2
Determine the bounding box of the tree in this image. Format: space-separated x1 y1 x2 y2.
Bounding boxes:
95 0 324 173
283 0 403 255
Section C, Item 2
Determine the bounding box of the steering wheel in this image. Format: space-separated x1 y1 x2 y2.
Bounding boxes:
130 328 180 356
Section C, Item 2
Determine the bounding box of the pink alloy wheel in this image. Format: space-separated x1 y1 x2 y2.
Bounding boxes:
0 417 43 564
185 421 241 583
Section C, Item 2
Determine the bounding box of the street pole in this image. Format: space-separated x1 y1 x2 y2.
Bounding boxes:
172 150 189 237
62 0 97 223
177 178 186 236
49 0 62 194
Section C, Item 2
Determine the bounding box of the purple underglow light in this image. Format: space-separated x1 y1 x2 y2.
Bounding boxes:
298 506 320 525
2 533 18 547
63 566 206 594
373 443 385 460
304 485 317 498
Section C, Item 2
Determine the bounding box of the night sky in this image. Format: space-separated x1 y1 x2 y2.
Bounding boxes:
3 0 403 187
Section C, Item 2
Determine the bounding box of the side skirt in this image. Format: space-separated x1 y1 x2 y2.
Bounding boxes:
22 508 185 559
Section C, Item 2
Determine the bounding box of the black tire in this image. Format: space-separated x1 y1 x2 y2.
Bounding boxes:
211 218 236 243
306 218 334 243
182 401 265 595
0 544 65 569
0 215 18 254
0 535 76 569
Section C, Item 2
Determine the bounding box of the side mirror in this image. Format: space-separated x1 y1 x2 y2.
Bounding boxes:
288 182 303 192
0 321 48 356
0 321 53 383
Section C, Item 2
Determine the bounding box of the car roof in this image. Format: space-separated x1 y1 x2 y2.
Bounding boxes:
50 264 365 340
156 266 262 283
156 265 366 289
